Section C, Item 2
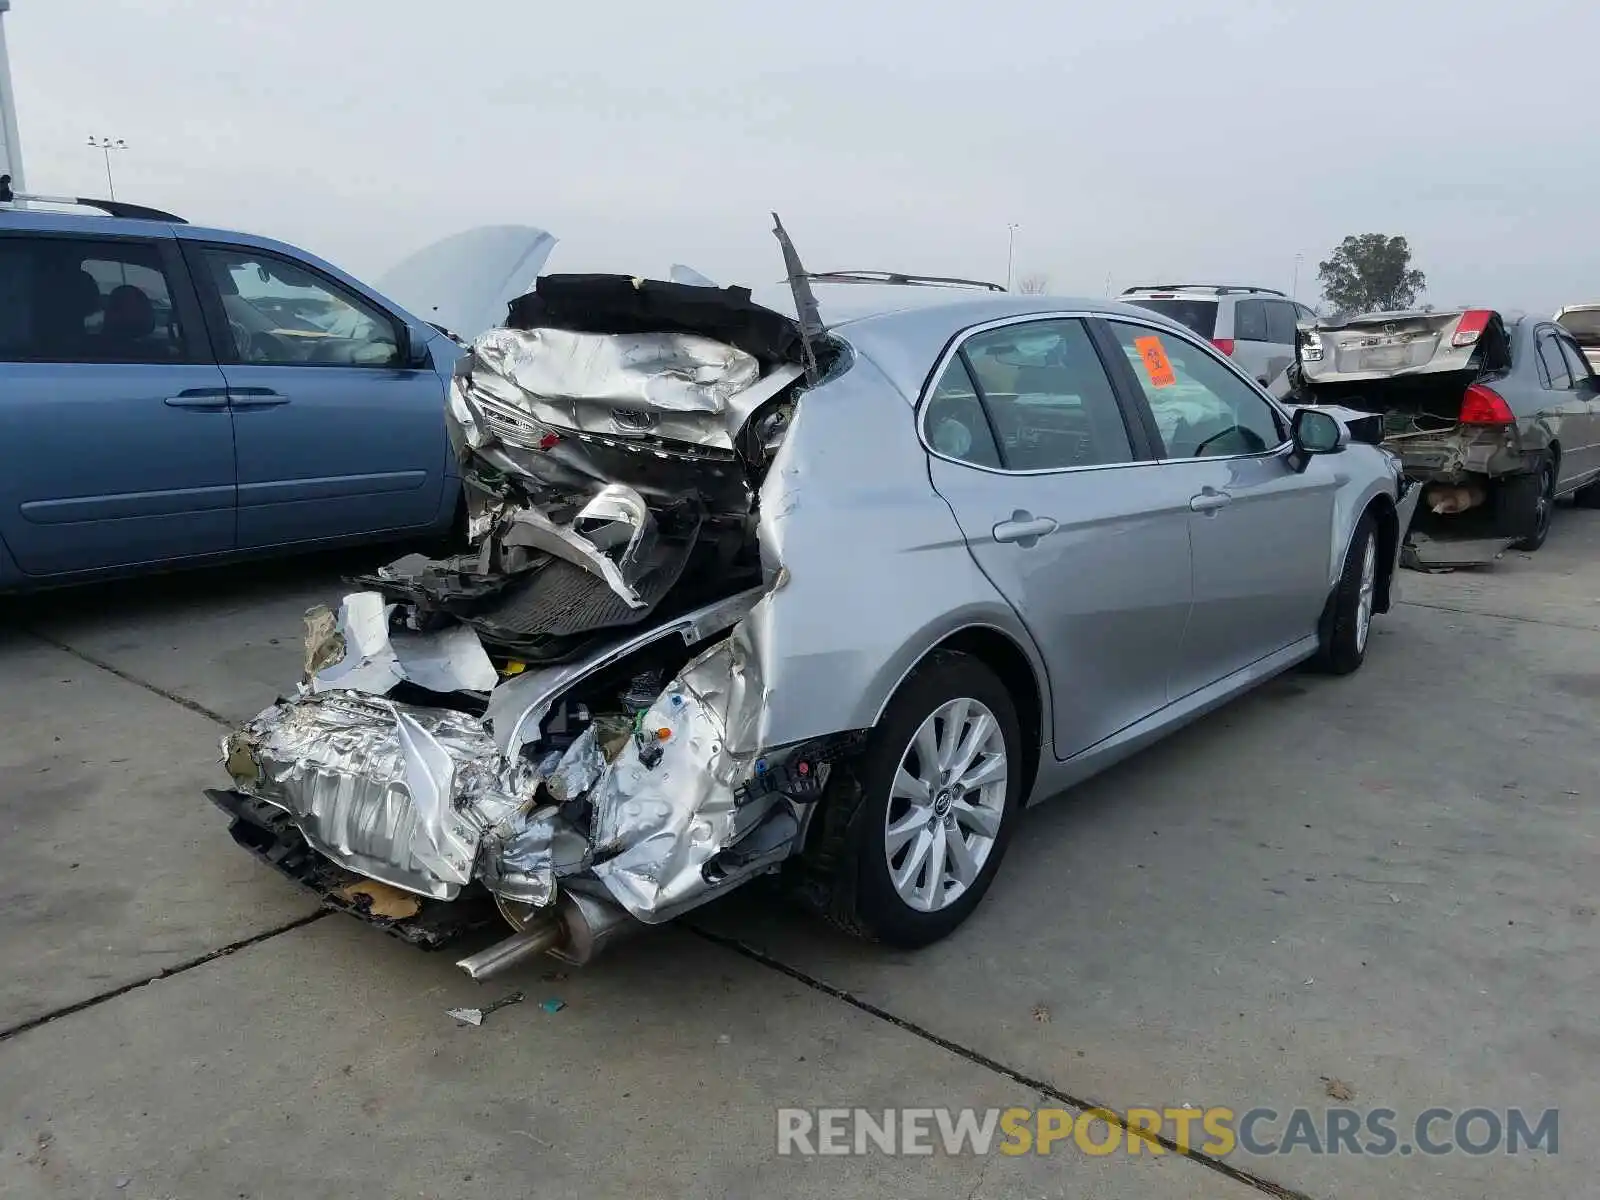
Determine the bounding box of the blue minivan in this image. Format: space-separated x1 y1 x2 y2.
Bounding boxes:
0 189 552 590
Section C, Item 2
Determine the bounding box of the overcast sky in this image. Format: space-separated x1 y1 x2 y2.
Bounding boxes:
7 0 1597 312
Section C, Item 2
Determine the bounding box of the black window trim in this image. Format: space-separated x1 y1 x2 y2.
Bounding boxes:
0 227 213 366
178 238 407 370
1094 314 1294 462
1534 326 1573 392
915 313 1156 476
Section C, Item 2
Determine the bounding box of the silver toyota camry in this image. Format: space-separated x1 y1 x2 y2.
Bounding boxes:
210 223 1420 978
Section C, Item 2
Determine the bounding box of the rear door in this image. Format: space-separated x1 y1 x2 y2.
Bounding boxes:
922 315 1196 761
1532 325 1594 488
0 229 235 576
1231 298 1276 385
1101 317 1338 698
181 240 448 549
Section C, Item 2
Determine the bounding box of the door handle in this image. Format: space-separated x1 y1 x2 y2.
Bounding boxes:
992 511 1059 546
228 387 289 409
163 388 230 410
1189 488 1232 513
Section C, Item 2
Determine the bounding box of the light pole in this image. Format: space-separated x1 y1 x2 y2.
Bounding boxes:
1291 252 1304 302
0 0 24 194
86 135 127 200
1006 223 1019 292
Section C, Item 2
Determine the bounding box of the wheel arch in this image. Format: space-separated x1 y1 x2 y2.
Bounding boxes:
875 624 1046 805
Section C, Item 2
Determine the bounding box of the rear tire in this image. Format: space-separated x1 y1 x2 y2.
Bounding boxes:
1511 456 1555 551
799 652 1023 948
1310 512 1379 676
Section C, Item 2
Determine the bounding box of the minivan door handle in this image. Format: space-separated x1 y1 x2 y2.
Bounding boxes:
163 387 230 410
228 387 289 409
992 511 1059 546
1189 488 1232 513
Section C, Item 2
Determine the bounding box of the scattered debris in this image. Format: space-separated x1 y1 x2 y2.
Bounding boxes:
1031 1004 1051 1023
447 990 526 1026
1322 1077 1356 1102
335 879 422 921
715 1033 732 1045
114 1177 131 1190
540 998 567 1014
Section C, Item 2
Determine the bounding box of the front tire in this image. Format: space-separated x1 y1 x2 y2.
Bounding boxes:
1311 512 1379 676
806 652 1023 948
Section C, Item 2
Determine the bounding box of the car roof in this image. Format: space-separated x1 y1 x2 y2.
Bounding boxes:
826 294 1193 401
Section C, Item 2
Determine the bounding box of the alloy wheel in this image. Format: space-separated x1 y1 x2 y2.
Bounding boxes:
883 697 1008 912
1355 532 1377 653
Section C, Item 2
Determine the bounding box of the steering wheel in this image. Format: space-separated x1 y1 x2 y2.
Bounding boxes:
249 331 291 362
1192 425 1265 457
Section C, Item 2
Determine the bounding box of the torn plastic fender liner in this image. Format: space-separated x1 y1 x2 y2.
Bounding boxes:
307 592 499 696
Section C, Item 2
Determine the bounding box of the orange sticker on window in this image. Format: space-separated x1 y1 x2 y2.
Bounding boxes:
1134 336 1177 389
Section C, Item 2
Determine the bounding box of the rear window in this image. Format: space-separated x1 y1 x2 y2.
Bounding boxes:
1557 309 1600 347
1123 298 1217 339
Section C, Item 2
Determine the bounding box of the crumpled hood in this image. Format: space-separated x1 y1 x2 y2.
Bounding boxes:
376 225 557 342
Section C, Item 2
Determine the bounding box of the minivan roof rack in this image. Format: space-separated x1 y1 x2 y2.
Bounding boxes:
805 270 1007 292
1121 283 1286 298
0 175 186 223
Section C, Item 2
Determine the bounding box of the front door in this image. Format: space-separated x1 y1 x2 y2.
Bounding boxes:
1101 319 1337 698
183 242 448 550
922 316 1194 761
0 231 235 576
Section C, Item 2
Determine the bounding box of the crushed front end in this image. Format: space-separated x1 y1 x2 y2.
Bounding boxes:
210 274 850 976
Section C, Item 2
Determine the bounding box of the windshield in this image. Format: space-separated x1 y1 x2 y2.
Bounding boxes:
1557 309 1600 347
1123 298 1218 339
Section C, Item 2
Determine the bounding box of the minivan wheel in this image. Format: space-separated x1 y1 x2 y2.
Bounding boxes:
1310 512 1378 676
806 652 1022 948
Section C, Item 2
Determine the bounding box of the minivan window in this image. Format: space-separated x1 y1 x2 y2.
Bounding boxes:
198 246 402 367
1233 299 1268 342
1265 301 1298 345
936 319 1136 471
0 236 190 364
1122 298 1217 339
1557 309 1600 347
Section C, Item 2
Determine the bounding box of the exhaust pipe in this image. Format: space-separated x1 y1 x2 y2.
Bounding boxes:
455 890 635 981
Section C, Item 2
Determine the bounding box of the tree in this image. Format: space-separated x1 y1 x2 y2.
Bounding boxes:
1017 273 1049 295
1317 234 1427 314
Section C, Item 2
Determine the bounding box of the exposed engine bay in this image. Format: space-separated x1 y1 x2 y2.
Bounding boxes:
212 270 851 977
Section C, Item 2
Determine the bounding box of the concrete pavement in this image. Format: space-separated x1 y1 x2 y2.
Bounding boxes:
4 512 1598 1198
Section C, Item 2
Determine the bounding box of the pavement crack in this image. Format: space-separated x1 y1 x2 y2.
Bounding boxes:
0 912 327 1045
688 925 1314 1200
25 630 234 728
1398 599 1598 633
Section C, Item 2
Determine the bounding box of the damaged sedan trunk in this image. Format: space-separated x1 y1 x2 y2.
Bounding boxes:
1279 307 1600 565
211 270 843 978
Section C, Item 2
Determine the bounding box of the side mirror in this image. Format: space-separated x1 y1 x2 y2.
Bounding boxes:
1287 407 1346 473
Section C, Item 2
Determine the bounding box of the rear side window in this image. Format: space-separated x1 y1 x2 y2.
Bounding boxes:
926 319 1136 471
0 236 190 364
1536 330 1573 390
1265 301 1298 345
1233 299 1268 342
1123 298 1217 339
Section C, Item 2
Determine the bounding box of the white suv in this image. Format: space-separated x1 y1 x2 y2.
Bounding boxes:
1119 284 1316 387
